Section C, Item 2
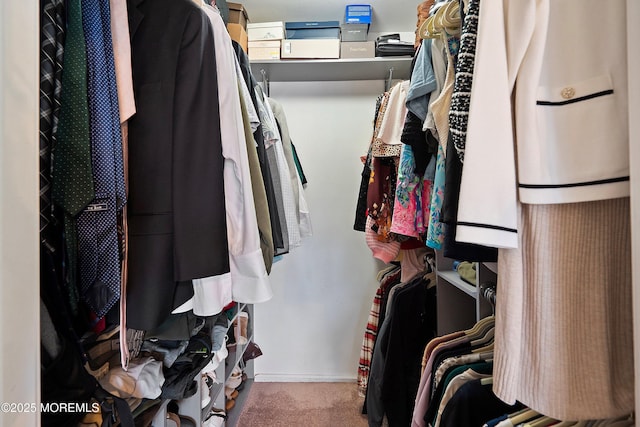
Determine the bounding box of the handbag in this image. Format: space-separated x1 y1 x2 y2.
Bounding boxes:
375 34 415 57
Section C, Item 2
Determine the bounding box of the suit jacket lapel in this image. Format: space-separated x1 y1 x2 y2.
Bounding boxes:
127 0 144 40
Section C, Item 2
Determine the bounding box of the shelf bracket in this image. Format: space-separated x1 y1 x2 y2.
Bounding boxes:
260 68 270 97
385 67 395 92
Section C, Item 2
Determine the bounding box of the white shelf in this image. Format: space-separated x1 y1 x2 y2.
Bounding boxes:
437 270 478 298
249 56 413 82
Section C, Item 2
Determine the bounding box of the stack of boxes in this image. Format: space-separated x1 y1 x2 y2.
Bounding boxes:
247 22 286 60
227 2 249 52
340 4 374 58
281 21 341 59
236 3 374 60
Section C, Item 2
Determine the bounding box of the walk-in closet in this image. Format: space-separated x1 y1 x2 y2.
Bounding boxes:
1 0 639 426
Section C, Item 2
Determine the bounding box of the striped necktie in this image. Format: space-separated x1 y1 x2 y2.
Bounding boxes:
39 0 65 252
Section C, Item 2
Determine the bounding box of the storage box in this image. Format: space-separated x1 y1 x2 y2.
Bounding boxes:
227 23 248 52
340 24 368 42
285 21 341 39
281 39 340 59
247 22 285 41
248 40 281 60
340 41 375 58
345 4 372 24
227 2 249 29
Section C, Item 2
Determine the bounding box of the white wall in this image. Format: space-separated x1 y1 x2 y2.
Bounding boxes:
0 1 41 426
242 0 419 384
254 81 387 381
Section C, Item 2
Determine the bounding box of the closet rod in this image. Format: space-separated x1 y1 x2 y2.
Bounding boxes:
480 282 497 306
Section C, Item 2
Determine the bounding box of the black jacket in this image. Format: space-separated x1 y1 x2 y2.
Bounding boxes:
126 0 229 330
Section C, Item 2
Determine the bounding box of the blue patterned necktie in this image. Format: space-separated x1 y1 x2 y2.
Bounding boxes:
77 0 127 318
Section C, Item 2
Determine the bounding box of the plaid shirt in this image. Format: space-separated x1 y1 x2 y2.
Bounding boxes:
358 266 402 396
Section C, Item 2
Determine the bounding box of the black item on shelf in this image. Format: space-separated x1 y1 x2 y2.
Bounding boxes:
242 341 263 363
375 34 415 57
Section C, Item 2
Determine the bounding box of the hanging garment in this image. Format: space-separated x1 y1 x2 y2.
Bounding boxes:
367 155 398 242
267 99 301 225
438 379 521 427
428 32 458 155
268 98 313 239
365 216 401 264
412 317 495 427
390 144 435 240
126 0 229 331
261 95 305 248
448 0 480 163
372 81 410 158
453 0 633 420
172 5 272 317
238 83 274 274
456 0 629 248
358 265 403 396
291 142 308 186
493 198 633 420
442 133 498 262
406 39 437 122
354 93 385 232
432 363 494 427
367 272 438 427
423 36 447 137
232 41 286 256
425 143 446 250
255 85 292 253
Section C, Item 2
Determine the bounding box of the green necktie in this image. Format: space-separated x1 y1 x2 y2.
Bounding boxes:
52 0 94 216
52 0 94 312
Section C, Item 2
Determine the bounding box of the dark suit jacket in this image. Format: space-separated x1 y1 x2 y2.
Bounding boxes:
126 0 229 330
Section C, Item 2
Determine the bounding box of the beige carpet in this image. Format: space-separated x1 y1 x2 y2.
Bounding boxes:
235 382 368 427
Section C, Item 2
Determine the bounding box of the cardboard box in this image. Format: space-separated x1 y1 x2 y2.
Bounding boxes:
281 39 340 59
227 23 248 53
247 22 285 41
340 41 375 58
340 24 368 42
227 2 249 29
285 21 341 39
248 40 281 60
345 4 372 24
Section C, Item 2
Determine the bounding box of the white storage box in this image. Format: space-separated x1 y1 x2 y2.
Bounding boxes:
281 39 340 59
247 21 285 41
248 40 281 60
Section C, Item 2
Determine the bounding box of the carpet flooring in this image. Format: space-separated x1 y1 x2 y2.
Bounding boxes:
235 382 368 427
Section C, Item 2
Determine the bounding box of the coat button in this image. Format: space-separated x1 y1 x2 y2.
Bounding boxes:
561 87 576 99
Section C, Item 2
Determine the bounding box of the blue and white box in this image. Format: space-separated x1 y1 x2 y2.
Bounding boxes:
345 4 372 24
